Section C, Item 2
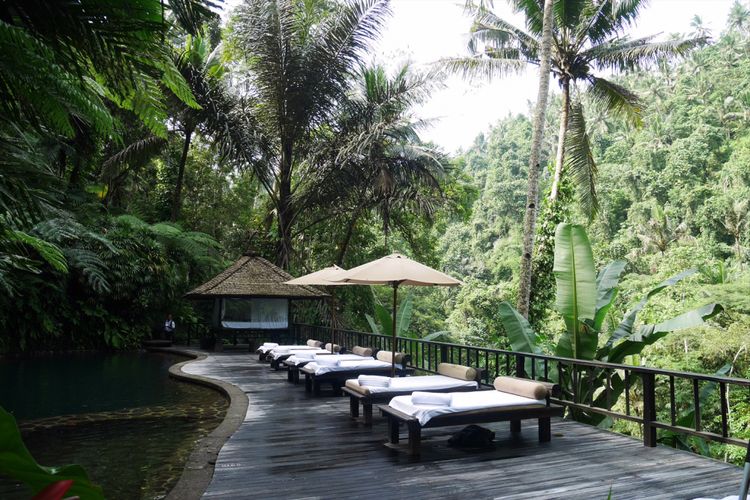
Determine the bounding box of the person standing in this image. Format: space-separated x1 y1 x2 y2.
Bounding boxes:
164 314 176 340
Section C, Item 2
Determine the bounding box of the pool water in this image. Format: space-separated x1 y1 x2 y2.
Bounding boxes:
0 351 227 499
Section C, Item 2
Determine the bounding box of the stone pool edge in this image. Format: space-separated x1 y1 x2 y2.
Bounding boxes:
147 348 249 500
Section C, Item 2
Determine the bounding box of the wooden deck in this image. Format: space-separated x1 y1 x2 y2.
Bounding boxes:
183 352 744 499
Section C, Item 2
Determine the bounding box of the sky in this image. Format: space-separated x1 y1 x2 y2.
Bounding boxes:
369 0 736 152
223 0 737 152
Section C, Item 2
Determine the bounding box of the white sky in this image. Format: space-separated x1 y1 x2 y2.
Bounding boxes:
370 0 736 152
223 0 736 152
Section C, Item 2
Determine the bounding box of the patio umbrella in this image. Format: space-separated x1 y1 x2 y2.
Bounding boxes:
333 253 461 376
285 265 350 352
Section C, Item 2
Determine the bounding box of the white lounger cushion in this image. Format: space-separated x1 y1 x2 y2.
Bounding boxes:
345 374 478 395
288 354 373 366
305 359 400 375
270 348 327 360
411 391 452 406
389 390 546 426
259 344 309 354
358 375 390 387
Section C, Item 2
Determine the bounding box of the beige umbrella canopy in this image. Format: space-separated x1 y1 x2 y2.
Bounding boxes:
285 265 351 352
333 253 461 376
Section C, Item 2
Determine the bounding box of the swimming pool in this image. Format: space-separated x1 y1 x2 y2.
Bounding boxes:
0 351 227 499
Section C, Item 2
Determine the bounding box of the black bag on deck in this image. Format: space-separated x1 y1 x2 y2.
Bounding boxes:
448 425 495 449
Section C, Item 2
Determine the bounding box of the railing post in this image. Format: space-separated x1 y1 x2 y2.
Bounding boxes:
440 344 448 364
642 372 657 447
515 353 526 379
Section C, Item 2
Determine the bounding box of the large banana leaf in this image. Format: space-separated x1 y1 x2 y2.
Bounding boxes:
498 302 542 354
396 291 414 336
373 303 392 337
553 223 597 359
604 268 698 348
592 260 627 331
498 301 545 378
0 407 103 499
365 313 381 335
607 303 723 363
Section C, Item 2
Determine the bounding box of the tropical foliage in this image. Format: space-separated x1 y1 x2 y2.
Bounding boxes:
0 407 103 499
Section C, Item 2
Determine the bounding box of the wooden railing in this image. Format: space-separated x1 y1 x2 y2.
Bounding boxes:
293 323 750 450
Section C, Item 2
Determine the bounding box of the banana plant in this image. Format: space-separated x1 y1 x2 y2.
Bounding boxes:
499 223 723 423
0 407 103 499
365 291 414 338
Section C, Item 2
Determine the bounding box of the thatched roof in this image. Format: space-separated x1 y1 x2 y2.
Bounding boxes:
185 254 329 300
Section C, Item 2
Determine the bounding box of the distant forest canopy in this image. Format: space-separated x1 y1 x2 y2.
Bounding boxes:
0 0 748 389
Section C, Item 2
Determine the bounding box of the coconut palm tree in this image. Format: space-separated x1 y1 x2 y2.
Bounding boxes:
228 0 391 269
518 0 553 318
444 0 703 219
313 63 447 261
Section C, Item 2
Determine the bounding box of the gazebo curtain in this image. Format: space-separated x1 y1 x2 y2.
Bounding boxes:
220 298 288 329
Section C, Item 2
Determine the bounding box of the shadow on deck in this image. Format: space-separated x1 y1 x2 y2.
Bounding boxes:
182 353 743 500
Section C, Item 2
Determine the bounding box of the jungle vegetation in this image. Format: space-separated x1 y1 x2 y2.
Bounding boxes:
1 0 750 462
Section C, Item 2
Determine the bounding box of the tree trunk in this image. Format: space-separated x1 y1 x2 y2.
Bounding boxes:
550 77 571 201
276 142 294 269
170 128 193 222
517 0 554 319
336 208 362 266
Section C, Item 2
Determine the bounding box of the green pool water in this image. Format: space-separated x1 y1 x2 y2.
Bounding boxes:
0 351 227 499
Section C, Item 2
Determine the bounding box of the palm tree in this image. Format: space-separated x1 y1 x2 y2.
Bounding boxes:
169 34 227 221
518 0 554 318
444 0 703 219
313 63 447 262
228 0 391 268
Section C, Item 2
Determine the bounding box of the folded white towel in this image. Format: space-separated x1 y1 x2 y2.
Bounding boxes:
262 342 279 348
411 391 452 406
315 357 340 366
358 375 391 387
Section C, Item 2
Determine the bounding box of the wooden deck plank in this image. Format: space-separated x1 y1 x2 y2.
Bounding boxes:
183 353 744 499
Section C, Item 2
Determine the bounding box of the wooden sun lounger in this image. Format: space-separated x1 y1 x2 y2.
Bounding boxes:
342 364 484 425
300 354 413 396
378 377 563 456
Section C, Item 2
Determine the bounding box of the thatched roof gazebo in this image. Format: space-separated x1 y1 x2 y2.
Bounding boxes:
186 253 328 340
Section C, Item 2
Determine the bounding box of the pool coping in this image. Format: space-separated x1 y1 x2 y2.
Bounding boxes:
146 347 249 500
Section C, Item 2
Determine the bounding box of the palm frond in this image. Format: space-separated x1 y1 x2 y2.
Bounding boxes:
585 36 707 72
587 76 642 126
564 100 599 220
439 55 529 82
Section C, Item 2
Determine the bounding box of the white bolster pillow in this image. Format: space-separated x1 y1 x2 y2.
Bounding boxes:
358 375 391 387
411 391 452 406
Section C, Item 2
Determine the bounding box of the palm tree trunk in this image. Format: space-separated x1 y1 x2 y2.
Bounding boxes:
276 142 294 269
517 0 554 318
336 207 362 266
171 128 193 222
550 77 571 201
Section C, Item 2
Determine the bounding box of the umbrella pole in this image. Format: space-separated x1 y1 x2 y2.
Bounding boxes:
391 282 398 378
330 291 336 353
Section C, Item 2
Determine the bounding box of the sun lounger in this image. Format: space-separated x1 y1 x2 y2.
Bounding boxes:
283 351 372 383
300 349 410 396
379 376 563 456
256 340 323 361
269 346 332 369
342 363 482 425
